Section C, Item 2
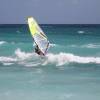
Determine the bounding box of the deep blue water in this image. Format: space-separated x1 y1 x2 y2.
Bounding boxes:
0 24 100 100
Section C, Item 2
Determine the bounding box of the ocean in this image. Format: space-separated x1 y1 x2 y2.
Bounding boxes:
0 24 100 100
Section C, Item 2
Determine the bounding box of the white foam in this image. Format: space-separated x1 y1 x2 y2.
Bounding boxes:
46 53 100 66
16 30 21 33
0 56 17 62
0 41 7 45
82 44 100 48
23 62 40 67
3 63 14 66
69 44 100 49
1 48 100 66
77 31 85 34
50 43 58 47
15 48 34 60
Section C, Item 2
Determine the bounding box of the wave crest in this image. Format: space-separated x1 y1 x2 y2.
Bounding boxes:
46 53 100 66
0 48 100 66
15 48 34 60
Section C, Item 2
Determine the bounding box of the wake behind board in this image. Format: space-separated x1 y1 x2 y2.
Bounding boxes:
27 17 49 56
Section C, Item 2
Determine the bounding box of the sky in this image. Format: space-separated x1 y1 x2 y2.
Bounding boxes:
0 0 100 24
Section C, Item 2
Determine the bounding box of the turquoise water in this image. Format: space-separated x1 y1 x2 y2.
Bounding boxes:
0 24 100 100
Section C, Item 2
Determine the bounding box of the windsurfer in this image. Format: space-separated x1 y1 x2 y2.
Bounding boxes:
35 45 44 56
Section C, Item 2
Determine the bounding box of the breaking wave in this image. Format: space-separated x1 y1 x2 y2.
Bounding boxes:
0 48 100 66
45 53 100 66
15 48 34 60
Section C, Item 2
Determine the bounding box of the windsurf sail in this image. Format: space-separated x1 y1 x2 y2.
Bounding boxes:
27 17 49 55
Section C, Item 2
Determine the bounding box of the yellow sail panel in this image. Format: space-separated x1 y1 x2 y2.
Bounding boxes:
27 17 38 36
27 17 49 55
